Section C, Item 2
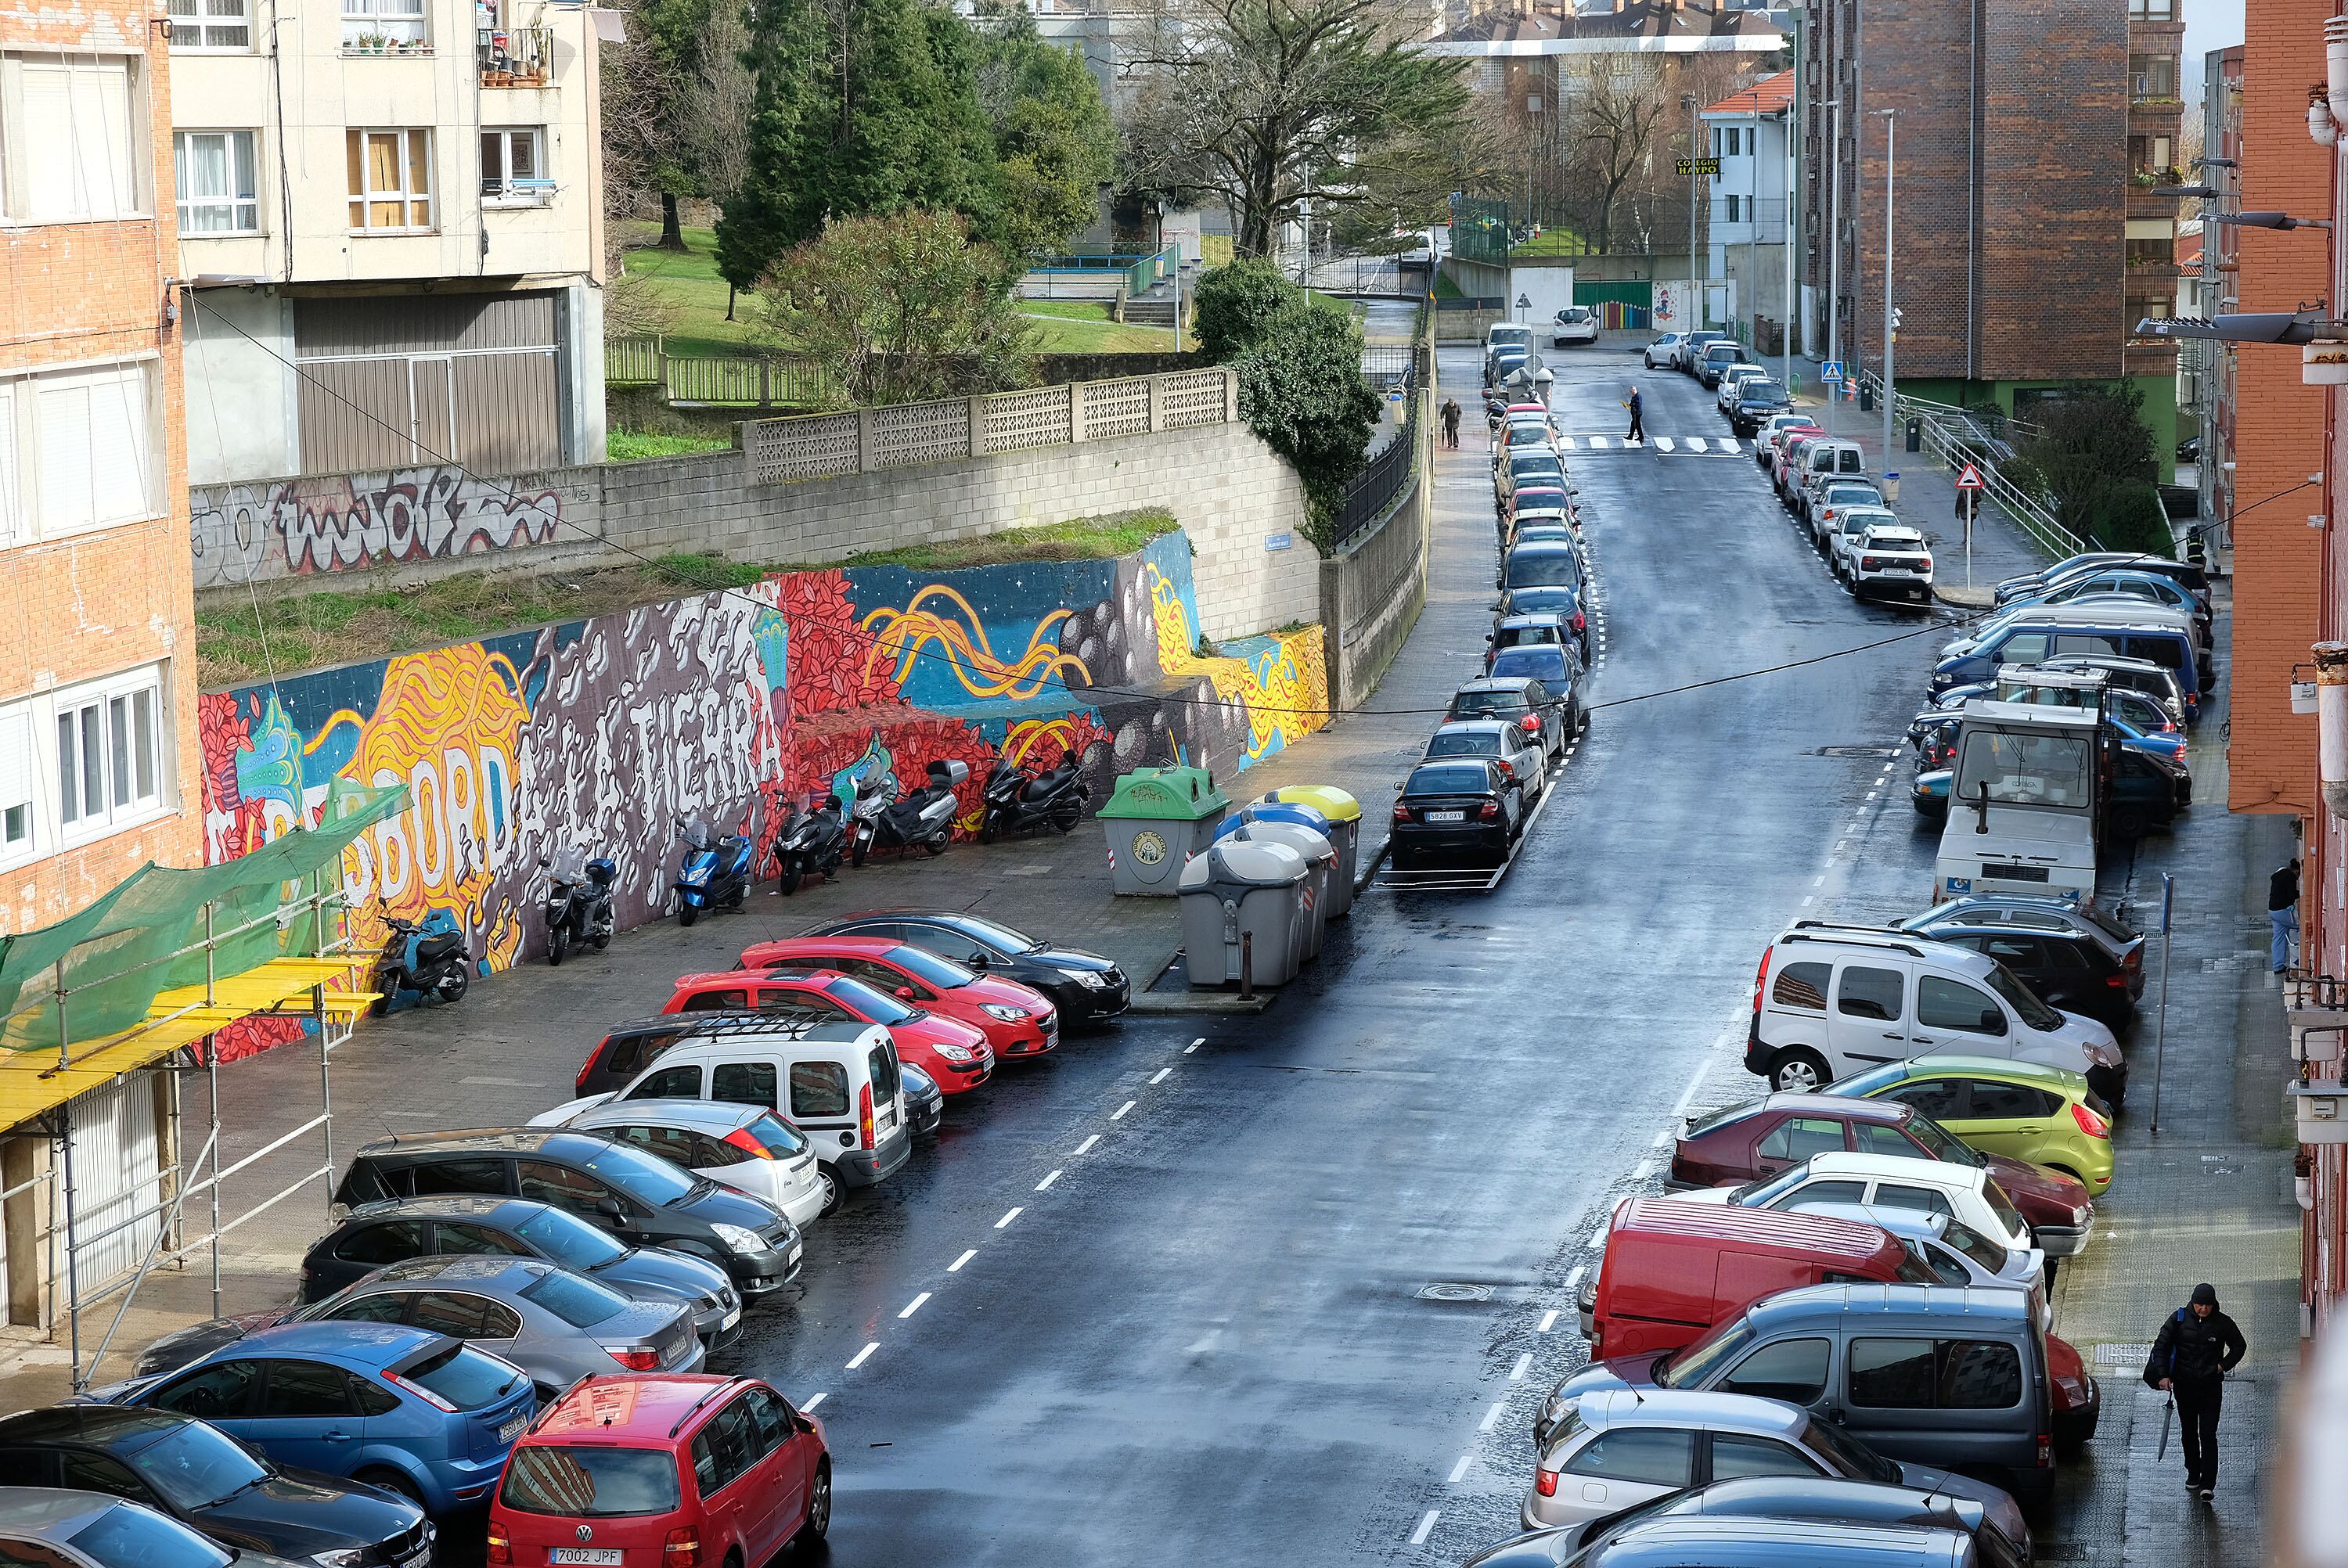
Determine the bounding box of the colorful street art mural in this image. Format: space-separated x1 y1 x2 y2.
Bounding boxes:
197 529 1326 1028
191 465 567 588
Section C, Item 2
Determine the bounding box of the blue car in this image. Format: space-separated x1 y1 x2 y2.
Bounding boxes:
88 1322 535 1516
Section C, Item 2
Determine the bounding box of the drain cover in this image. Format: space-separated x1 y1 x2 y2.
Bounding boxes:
1418 1283 1494 1303
2092 1342 2152 1366
1810 746 1900 758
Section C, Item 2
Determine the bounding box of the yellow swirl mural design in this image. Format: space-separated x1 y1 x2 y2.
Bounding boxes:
1145 563 1327 761
861 584 1092 700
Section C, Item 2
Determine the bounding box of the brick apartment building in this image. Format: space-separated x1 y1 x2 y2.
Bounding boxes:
1800 0 2179 454
0 10 202 929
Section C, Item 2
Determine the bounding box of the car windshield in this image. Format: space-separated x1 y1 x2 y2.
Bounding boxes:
1426 731 1500 757
394 1343 522 1409
1489 649 1566 680
1984 1178 2029 1236
1984 964 2065 1030
1954 728 2094 810
1506 589 1577 616
70 1505 232 1568
499 1445 683 1517
1655 1319 1753 1388
747 1113 810 1157
822 975 916 1025
578 1142 699 1207
519 1268 634 1329
1901 1113 1982 1167
1802 1415 1905 1484
1741 383 1787 401
1449 691 1527 721
945 915 1037 954
880 947 974 989
1406 764 1493 796
513 1207 628 1268
1941 1216 2014 1272
124 1420 271 1509
1504 549 1581 589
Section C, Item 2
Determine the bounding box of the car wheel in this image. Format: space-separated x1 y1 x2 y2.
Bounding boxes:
816 1163 843 1214
355 1468 425 1510
547 925 567 966
1770 1048 1831 1093
801 1459 833 1542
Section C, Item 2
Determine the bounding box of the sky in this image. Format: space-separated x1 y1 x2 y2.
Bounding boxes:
2181 0 2244 94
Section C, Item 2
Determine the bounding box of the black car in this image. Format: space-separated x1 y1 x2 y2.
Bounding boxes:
1730 379 1794 434
901 1062 946 1135
332 1128 802 1296
1493 584 1588 656
1391 760 1522 866
803 911 1129 1025
1484 643 1586 734
1911 922 2137 1030
1500 541 1586 597
0 1405 431 1567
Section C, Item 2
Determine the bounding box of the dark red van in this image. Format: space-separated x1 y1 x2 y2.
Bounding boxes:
1580 1197 1934 1358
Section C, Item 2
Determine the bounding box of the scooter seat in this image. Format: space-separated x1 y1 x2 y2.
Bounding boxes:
1018 775 1064 804
415 932 463 966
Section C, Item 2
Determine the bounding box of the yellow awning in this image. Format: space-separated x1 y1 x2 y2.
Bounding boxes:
0 957 377 1131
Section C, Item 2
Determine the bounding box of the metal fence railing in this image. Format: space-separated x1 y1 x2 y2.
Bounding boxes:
607 338 837 407
1330 409 1417 548
607 336 659 385
1860 371 2083 559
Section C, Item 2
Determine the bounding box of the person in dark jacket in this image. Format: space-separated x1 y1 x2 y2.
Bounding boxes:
1624 387 1645 444
2144 1283 2248 1500
2271 858 2301 974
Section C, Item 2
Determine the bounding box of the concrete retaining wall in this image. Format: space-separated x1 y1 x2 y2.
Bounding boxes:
1319 388 1432 710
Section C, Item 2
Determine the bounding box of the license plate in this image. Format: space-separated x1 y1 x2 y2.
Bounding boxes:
498 1415 527 1442
1427 810 1464 822
398 1550 430 1568
553 1551 623 1566
721 1306 741 1330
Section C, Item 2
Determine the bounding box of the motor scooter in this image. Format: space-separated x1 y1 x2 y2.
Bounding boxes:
369 905 471 1016
978 755 1089 841
673 815 753 926
856 760 970 864
772 789 850 896
542 845 616 965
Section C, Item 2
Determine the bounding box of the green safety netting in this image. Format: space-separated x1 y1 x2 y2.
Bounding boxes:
0 780 408 1055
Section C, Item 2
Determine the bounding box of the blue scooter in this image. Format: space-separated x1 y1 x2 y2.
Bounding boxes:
673 814 753 927
368 905 472 1016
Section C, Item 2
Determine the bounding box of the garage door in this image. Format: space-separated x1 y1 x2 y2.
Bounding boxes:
294 292 564 475
63 1075 160 1291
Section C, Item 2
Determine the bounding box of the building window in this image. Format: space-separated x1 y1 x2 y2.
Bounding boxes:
347 128 434 230
0 664 174 865
1726 193 1741 223
0 710 32 861
0 365 158 545
479 127 548 203
2129 0 2174 17
9 56 143 222
174 131 260 233
166 0 253 50
342 0 427 49
1478 61 1501 93
2130 56 2177 99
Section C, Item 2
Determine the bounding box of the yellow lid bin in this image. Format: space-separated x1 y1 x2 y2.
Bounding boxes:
1251 786 1361 917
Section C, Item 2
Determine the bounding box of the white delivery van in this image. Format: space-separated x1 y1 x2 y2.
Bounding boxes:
1935 700 2110 907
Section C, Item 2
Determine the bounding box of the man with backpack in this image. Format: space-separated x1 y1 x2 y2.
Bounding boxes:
2144 1283 2247 1501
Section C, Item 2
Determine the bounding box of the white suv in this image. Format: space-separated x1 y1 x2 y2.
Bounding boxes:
1843 523 1935 604
1551 306 1599 347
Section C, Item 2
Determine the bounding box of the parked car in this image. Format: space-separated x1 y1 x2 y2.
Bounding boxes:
801 912 1129 1025
1424 720 1547 810
1843 526 1936 604
331 1127 804 1297
662 966 993 1095
1756 415 1818 465
1820 505 1897 574
1993 553 2209 616
1525 1387 2026 1537
1500 541 1588 598
1552 305 1600 346
0 1408 430 1568
1487 612 1578 671
1899 895 2145 985
2006 568 2206 632
1805 477 1887 541
1695 341 1748 387
1669 1089 2105 1216
1644 333 1686 369
1782 438 1867 505
90 1323 538 1516
1494 586 1588 651
0 1488 315 1568
1499 452 1569 512
1929 614 2202 721
573 1012 772 1100
569 1017 912 1210
1730 380 1795 435
1506 486 1577 538
1391 759 1523 866
1448 676 1572 761
1900 922 2134 1031
1576 1198 1928 1357
1493 1474 2029 1568
901 1060 946 1135
1826 1056 2116 1194
1715 363 1771 412
737 936 1058 1059
2035 653 2188 726
1684 1147 2089 1261
525 1097 826 1228
1531 1515 1990 1568
1676 330 1727 371
1486 642 1587 732
489 1375 827 1566
1550 1283 2065 1501
1744 922 2127 1106
1799 1203 2046 1307
285 1196 739 1346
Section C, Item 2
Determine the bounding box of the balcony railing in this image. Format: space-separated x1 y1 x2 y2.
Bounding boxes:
481 178 556 207
479 23 550 85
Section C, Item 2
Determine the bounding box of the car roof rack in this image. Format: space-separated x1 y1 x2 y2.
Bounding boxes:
1782 922 1930 958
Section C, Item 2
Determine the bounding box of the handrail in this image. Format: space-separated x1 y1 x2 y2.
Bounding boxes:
1858 370 2082 559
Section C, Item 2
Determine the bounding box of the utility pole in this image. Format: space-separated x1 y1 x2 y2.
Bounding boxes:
1749 95 1760 347
1684 93 1701 330
1783 18 1801 391
1824 97 1840 427
1876 107 1896 463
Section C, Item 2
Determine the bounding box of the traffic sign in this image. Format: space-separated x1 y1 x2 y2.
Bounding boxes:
1676 157 1721 177
1820 359 1844 383
1955 462 1986 491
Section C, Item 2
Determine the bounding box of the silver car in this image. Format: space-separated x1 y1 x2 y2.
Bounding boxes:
1795 1202 2045 1307
1899 895 2143 971
1525 1388 2026 1545
299 1253 702 1394
0 1487 311 1568
1424 720 1547 808
533 1097 826 1230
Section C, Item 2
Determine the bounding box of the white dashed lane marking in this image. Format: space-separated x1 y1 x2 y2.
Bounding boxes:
846 1342 878 1370
995 1207 1023 1228
1410 1510 1441 1546
899 1292 931 1319
1150 1066 1172 1084
949 1249 977 1272
801 1391 826 1412
1447 1454 1475 1483
1478 1400 1507 1432
1035 1169 1062 1192
1111 1100 1136 1120
1071 1134 1100 1156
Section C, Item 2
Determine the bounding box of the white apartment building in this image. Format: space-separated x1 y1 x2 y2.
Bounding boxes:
167 0 610 482
1701 70 1792 345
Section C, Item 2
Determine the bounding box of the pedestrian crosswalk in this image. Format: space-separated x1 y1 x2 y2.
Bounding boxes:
1554 433 1751 455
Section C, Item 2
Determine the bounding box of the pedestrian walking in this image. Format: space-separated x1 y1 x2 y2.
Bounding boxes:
2271 857 2301 974
1440 397 1462 449
1954 488 1978 527
1624 386 1644 445
2143 1283 2247 1501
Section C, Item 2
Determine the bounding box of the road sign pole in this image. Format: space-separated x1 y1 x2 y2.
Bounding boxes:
2152 872 2175 1137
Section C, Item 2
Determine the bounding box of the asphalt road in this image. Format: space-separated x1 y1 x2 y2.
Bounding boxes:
716 346 2000 1566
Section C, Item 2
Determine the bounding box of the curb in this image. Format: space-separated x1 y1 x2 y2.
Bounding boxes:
1124 843 1388 1016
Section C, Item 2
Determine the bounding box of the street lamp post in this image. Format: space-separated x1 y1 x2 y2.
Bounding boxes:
1875 107 1896 465
1684 93 1701 329
1823 97 1841 427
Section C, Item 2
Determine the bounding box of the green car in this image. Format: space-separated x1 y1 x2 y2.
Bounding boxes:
1828 1054 2116 1196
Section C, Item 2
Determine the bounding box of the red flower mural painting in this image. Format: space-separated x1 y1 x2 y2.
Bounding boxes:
780 570 902 716
198 692 267 861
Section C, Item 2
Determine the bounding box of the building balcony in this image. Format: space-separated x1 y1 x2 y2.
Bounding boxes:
2129 186 2188 218
478 23 552 86
2130 96 2185 126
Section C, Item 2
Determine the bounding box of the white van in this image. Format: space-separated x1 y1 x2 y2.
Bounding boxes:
1745 923 2125 1106
539 1018 911 1212
1935 699 2106 905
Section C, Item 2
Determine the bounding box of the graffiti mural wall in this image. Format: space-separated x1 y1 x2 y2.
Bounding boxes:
191 466 569 588
199 529 1326 1004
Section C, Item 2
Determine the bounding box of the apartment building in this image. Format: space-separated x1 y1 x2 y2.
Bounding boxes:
2192 46 2242 532
168 0 610 484
1701 71 1792 348
0 10 203 928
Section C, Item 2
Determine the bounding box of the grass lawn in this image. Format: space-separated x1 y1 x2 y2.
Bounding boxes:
618 226 762 357
1016 299 1187 352
608 430 735 462
1507 228 1589 260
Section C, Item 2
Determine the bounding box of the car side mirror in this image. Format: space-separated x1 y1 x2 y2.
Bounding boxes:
895 986 916 1001
595 1196 625 1220
967 951 990 969
1979 1009 2005 1034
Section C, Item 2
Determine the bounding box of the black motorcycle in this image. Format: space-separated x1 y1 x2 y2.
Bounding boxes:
772 789 850 896
978 755 1089 841
856 759 971 864
368 904 471 1016
542 846 615 966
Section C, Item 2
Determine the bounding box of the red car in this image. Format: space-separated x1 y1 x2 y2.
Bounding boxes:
490 1373 827 1567
739 936 1059 1058
663 967 994 1093
1669 1091 2094 1257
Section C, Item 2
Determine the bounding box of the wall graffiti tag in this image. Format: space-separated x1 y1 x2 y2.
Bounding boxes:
191 465 565 586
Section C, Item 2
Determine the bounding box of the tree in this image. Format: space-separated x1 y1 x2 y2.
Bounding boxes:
717 0 1003 293
1192 258 1305 358
969 6 1118 261
1188 261 1378 527
1117 0 1471 257
1561 63 1670 255
754 209 1032 406
2017 385 2166 549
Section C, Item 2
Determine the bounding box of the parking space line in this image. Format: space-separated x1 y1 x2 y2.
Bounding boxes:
1410 1510 1442 1545
1478 1400 1507 1432
1072 1134 1100 1156
1447 1453 1475 1483
1565 1264 1585 1289
1188 1038 1203 1051
949 1249 978 1272
1111 1099 1136 1120
801 1391 826 1412
1630 1158 1653 1181
899 1292 931 1319
1538 1309 1558 1332
1587 1220 1610 1250
1150 1066 1172 1084
1510 1353 1533 1381
996 1206 1023 1228
846 1342 879 1369
1035 1169 1062 1192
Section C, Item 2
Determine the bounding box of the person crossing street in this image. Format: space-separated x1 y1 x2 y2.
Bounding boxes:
1624 386 1644 445
2144 1283 2247 1501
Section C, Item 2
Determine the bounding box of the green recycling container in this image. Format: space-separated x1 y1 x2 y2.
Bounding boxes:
1254 786 1362 915
1100 765 1232 895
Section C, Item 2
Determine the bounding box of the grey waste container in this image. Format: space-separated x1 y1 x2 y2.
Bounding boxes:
1177 840 1308 987
1251 786 1361 919
1097 765 1231 896
1220 821 1334 962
